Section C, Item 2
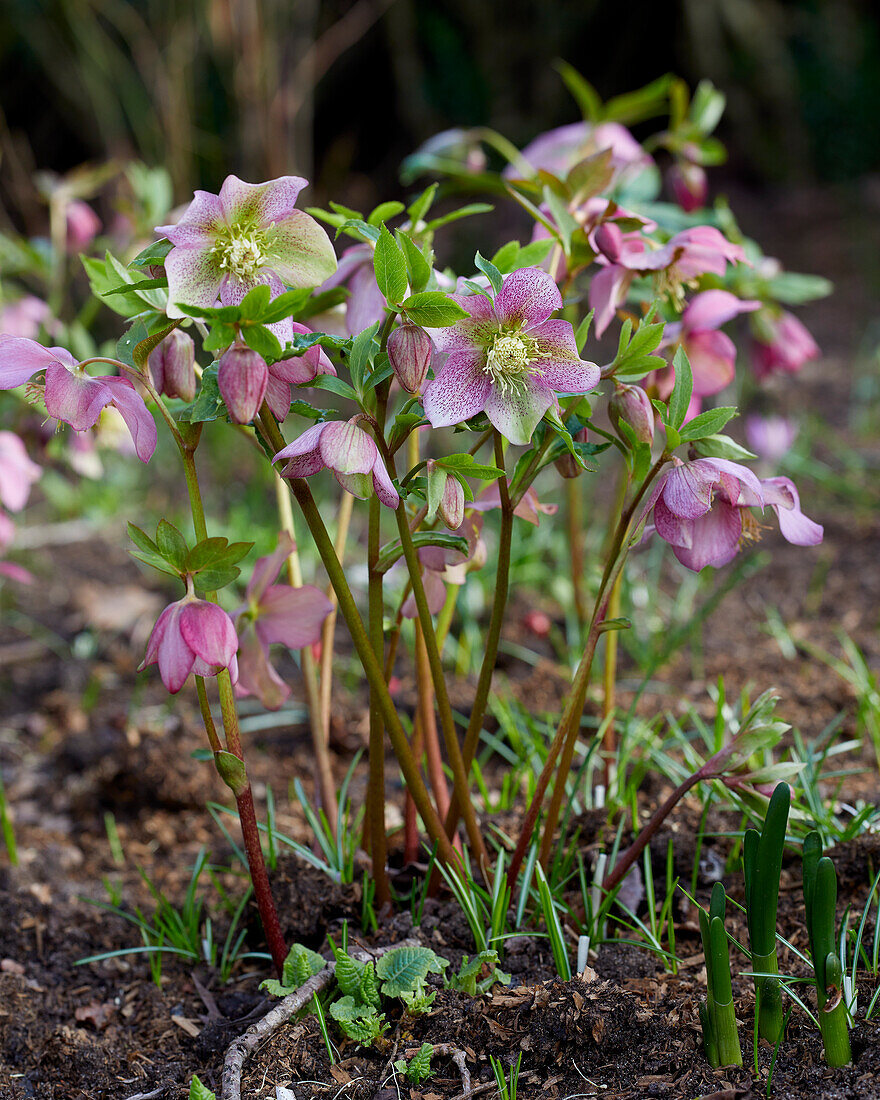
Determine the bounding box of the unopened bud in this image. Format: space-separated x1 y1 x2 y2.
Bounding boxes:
594 222 623 263
555 426 589 478
148 329 196 401
438 472 464 530
218 345 269 424
668 162 707 213
609 383 655 445
387 323 433 394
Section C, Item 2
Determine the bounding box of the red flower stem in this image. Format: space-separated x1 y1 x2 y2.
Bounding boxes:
176 439 287 975
415 621 451 819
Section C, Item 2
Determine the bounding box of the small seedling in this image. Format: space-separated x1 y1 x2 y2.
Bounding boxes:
699 882 742 1067
447 949 510 995
743 781 790 1043
490 1051 523 1100
802 832 852 1067
395 1042 434 1085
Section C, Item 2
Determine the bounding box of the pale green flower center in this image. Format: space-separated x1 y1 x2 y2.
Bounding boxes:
213 224 270 280
484 332 543 395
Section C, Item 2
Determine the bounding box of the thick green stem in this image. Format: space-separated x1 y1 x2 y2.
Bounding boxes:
257 407 459 868
566 477 588 627
393 501 488 866
444 431 514 838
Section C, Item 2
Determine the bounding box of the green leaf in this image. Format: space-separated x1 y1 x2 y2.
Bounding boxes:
667 346 693 430
189 1075 217 1100
310 375 359 402
396 230 433 293
104 276 168 295
333 951 366 999
133 321 181 372
375 532 469 574
510 237 555 269
690 80 726 135
368 200 405 226
187 537 230 571
402 291 470 328
764 272 833 305
348 321 380 393
82 254 152 318
336 218 380 243
692 434 756 462
474 251 503 296
130 238 173 269
568 149 614 199
283 942 327 988
678 406 737 442
242 324 282 361
407 183 439 225
574 311 594 355
375 945 445 998
193 566 241 592
260 287 313 325
130 549 181 580
203 323 237 354
177 364 226 424
373 224 408 304
128 523 159 555
156 520 189 571
554 60 602 121
490 240 519 272
424 202 493 231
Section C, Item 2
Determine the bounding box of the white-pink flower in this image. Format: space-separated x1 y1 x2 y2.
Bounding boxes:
422 268 599 446
139 596 239 694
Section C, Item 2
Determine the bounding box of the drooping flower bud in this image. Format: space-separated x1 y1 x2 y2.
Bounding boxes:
609 383 655 445
554 426 590 478
148 329 197 401
66 200 101 251
668 157 707 213
594 222 623 263
439 472 464 530
387 323 433 394
218 345 269 424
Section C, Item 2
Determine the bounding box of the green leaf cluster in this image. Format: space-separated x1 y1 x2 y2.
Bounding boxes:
128 520 251 592
260 942 327 998
395 1043 434 1085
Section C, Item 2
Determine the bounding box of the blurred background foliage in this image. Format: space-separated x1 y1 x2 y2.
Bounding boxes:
1 0 879 229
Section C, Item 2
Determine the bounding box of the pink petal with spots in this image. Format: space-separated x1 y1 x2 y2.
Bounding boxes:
495 268 562 330
371 456 400 509
0 337 67 389
44 363 111 431
430 293 498 355
164 245 224 319
156 190 225 246
319 420 376 475
672 500 742 571
100 376 157 462
484 379 553 446
422 350 491 428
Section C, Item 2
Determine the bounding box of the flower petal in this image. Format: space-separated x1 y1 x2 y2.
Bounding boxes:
156 603 196 693
430 292 498 355
371 456 400 509
179 600 238 669
589 264 631 336
219 270 286 307
685 329 737 396
343 261 386 336
484 379 553 446
335 470 374 500
164 245 225 319
44 363 111 431
761 476 823 546
156 189 225 246
219 174 308 226
495 268 562 330
682 290 761 332
422 350 491 428
319 420 376 475
0 432 40 512
256 584 333 648
0 337 67 389
235 622 290 710
265 373 292 422
246 532 296 603
100 376 157 462
672 501 742 571
266 210 339 289
273 421 326 463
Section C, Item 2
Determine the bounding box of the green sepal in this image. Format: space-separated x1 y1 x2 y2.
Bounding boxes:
214 751 247 796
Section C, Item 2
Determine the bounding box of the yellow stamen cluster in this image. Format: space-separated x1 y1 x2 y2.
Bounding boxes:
212 224 270 280
483 331 544 395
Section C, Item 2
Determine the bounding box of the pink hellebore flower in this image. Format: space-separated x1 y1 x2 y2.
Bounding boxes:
422 268 600 446
661 290 761 397
590 226 747 336
234 533 333 709
139 596 239 694
273 418 399 507
752 310 819 378
744 414 798 463
66 200 102 251
0 338 157 461
469 480 558 525
650 457 821 571
0 432 40 512
503 121 653 181
157 175 337 319
318 243 385 337
0 296 51 339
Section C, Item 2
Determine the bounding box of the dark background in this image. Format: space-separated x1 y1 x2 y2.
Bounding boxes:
2 0 879 204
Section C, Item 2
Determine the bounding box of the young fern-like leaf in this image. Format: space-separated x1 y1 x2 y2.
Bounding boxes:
396 1042 435 1084
375 944 445 997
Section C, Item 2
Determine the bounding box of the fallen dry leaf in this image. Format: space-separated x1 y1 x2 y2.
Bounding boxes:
74 1001 116 1030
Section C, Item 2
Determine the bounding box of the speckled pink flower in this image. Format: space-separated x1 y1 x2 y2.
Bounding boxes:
0 337 156 461
422 268 599 446
157 175 337 319
139 596 239 694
